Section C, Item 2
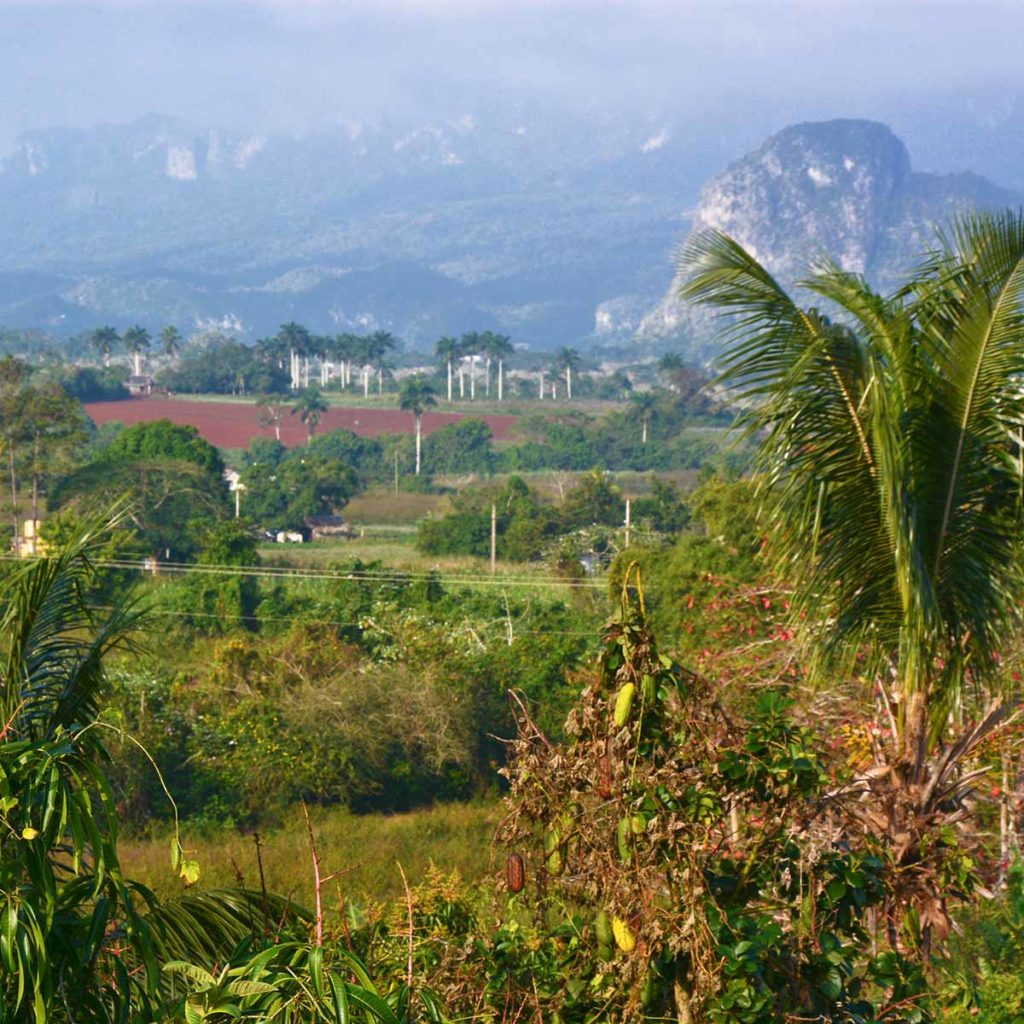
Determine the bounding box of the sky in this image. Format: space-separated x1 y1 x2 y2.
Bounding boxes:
2 0 1023 169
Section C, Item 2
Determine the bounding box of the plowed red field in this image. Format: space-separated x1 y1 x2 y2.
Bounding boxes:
84 398 518 449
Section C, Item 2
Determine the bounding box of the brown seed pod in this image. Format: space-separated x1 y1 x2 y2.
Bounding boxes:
598 754 613 799
505 852 525 892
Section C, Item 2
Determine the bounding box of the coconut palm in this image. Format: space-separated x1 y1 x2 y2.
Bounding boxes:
160 324 183 360
368 330 398 394
89 325 120 368
553 346 582 400
435 335 461 402
291 386 328 439
629 391 658 444
679 212 1024 768
123 324 151 376
398 375 437 475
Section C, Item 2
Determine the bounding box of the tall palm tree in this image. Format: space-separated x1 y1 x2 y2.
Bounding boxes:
291 386 328 439
553 346 582 400
367 330 398 394
460 331 483 400
629 391 658 444
656 351 684 390
123 324 151 376
90 326 120 368
435 335 461 402
679 213 1024 769
483 332 515 401
398 375 437 475
160 325 183 360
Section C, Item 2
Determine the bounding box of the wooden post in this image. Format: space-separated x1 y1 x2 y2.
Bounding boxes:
624 498 631 549
491 503 497 574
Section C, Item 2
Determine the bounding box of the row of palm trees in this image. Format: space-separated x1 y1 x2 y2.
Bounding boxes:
89 324 183 373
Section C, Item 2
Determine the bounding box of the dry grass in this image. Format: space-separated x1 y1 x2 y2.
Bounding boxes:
120 802 499 917
343 489 444 525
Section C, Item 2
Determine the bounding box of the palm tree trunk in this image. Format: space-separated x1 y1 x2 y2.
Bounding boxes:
642 418 648 444
415 415 422 475
364 368 370 398
498 359 504 401
485 357 491 398
538 371 544 400
133 351 141 376
459 364 465 399
470 358 476 400
566 366 572 400
378 368 383 394
447 360 453 402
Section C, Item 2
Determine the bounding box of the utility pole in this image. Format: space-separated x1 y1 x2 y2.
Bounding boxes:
490 503 497 574
624 498 631 549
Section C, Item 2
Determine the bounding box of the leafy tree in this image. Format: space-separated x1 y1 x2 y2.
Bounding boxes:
290 386 328 439
104 419 224 476
561 469 623 529
422 419 496 476
398 376 437 475
159 340 288 395
0 355 29 542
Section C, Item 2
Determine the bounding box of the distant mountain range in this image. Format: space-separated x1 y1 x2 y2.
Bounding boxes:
0 114 1018 355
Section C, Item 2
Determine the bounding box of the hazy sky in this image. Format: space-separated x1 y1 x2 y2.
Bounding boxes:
2 1 1023 163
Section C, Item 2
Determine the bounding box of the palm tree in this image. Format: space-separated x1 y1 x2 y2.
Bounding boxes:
398 376 437 475
483 332 515 401
553 346 582 400
89 326 120 368
435 335 461 402
291 386 328 439
656 351 684 390
366 330 398 394
679 213 1024 770
460 331 483 400
160 324 183 360
123 324 151 376
629 391 658 444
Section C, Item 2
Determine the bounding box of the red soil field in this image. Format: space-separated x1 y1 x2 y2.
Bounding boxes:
84 398 518 449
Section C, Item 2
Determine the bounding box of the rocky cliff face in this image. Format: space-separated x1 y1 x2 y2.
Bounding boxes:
637 119 1019 361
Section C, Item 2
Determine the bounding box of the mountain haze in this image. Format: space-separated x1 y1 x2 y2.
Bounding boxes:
0 114 1017 354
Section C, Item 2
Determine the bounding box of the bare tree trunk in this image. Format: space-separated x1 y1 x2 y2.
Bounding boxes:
8 441 18 552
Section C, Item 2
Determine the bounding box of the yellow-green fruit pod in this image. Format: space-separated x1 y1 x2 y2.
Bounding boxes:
544 829 561 855
616 817 631 862
612 916 636 953
595 910 613 947
641 673 657 704
641 971 657 1008
546 849 564 876
613 683 636 727
630 813 647 836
